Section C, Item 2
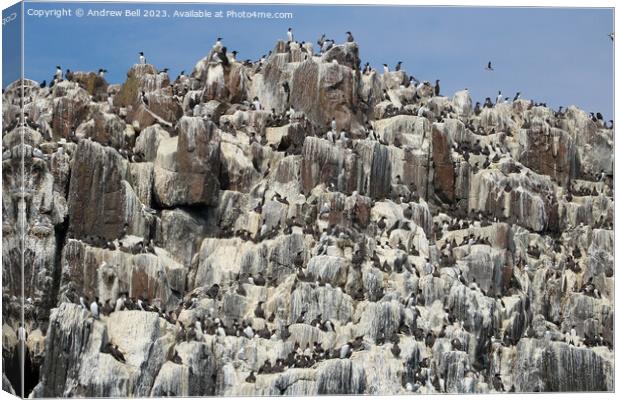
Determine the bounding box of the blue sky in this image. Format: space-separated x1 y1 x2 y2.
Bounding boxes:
2 2 21 87
5 2 614 117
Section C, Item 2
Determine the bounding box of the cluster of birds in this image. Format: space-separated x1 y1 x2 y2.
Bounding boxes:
37 66 107 89
7 25 614 395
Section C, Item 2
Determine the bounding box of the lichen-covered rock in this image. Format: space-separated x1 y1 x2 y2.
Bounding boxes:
51 82 92 139
511 339 613 392
153 116 220 207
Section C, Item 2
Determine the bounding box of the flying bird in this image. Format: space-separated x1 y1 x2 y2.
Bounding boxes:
485 61 494 71
609 32 614 42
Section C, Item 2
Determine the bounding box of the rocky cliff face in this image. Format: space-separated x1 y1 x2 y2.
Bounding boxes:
1 38 614 397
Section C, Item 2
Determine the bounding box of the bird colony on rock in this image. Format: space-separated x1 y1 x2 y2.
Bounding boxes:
1 31 614 397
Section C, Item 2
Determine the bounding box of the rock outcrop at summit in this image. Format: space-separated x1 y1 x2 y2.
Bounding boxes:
1 34 614 398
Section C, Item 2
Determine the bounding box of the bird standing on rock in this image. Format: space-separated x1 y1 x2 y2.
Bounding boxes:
213 37 223 51
391 342 401 358
492 373 505 392
109 344 126 363
346 31 355 42
90 297 99 319
287 28 294 42
434 80 440 96
141 91 149 106
340 342 352 358
138 52 146 64
254 301 265 319
377 216 387 233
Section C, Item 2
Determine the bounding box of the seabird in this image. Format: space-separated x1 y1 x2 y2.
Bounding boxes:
115 294 126 312
383 64 389 73
513 92 521 101
54 66 62 81
171 350 183 364
339 342 352 358
218 46 230 66
216 323 226 337
254 301 265 319
252 96 261 111
473 102 481 115
425 332 436 348
245 371 256 383
569 325 578 345
109 344 126 363
309 314 323 329
395 61 402 71
492 373 505 392
346 31 354 42
434 80 440 96
253 273 266 286
485 61 494 71
496 91 503 104
39 80 46 88
609 32 614 42
66 69 76 84
139 52 146 64
377 216 387 232
391 342 401 358
243 324 254 338
287 28 294 42
321 39 334 53
98 69 107 78
258 359 272 374
102 299 115 317
296 310 306 324
203 284 219 300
